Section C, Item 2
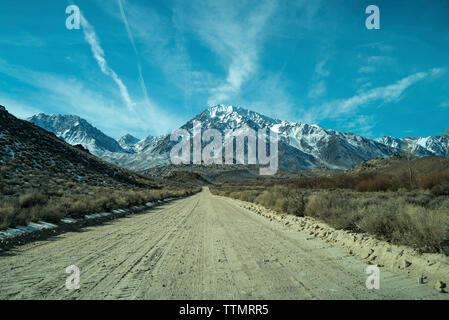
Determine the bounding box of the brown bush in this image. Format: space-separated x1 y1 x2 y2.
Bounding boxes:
0 201 18 229
19 192 48 208
430 182 449 197
419 169 449 189
356 176 392 192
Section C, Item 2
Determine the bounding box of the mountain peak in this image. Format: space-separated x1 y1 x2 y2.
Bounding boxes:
196 105 281 128
205 105 246 117
119 134 140 144
117 134 140 153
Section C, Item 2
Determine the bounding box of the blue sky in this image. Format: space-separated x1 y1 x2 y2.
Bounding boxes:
0 0 448 140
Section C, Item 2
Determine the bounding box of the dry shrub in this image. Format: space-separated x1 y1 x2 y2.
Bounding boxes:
286 193 306 216
305 192 360 230
0 186 200 229
239 190 258 203
406 206 449 252
255 190 277 208
419 169 449 189
19 192 48 208
430 182 449 197
0 201 18 229
211 182 449 254
357 199 410 242
356 176 392 192
274 198 288 213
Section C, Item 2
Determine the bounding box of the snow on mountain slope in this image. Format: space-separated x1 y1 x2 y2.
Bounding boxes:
375 136 448 157
28 105 448 172
175 105 398 169
28 114 128 156
104 105 400 171
117 134 139 153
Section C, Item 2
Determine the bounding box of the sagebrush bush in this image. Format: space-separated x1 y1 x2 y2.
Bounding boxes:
419 169 449 189
356 176 392 192
405 206 448 252
430 182 449 197
305 192 360 230
19 192 48 208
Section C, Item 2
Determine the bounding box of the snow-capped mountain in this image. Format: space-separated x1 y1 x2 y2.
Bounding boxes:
134 134 168 153
117 134 140 153
28 105 449 172
375 136 449 158
104 105 401 171
173 105 399 170
28 113 128 156
102 134 169 170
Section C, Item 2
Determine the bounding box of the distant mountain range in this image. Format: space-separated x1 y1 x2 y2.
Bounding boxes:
27 105 449 171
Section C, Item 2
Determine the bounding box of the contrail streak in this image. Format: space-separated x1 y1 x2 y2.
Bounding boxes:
80 13 135 110
118 0 150 102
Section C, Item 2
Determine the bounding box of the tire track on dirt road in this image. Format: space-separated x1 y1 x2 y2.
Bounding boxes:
0 188 445 299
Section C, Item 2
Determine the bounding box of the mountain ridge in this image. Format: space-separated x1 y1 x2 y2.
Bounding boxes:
28 113 129 156
26 105 449 171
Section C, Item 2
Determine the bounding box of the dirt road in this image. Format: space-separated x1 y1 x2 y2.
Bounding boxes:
0 188 444 299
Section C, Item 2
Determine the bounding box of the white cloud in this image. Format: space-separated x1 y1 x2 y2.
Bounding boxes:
80 12 135 111
308 56 330 99
97 0 322 121
308 80 327 99
343 115 375 137
236 72 295 121
358 66 376 74
303 69 441 124
172 0 277 106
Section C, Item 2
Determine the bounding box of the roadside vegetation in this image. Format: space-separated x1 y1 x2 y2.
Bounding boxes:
210 163 449 254
0 185 198 230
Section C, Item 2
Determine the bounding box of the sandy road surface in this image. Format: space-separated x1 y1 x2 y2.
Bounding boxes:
0 188 444 299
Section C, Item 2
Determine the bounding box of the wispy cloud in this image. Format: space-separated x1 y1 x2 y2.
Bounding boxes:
303 68 444 124
0 59 180 137
357 55 396 74
80 11 135 110
343 115 375 137
173 0 277 106
308 56 330 99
